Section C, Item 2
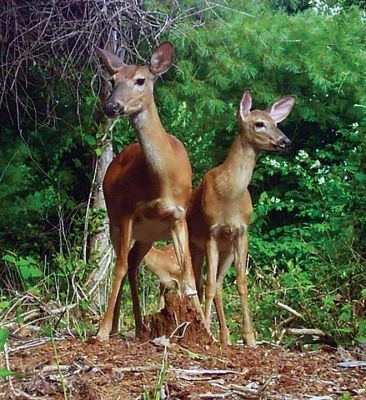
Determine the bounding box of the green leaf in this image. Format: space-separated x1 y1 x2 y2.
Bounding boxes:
0 369 14 378
2 254 15 263
354 172 366 182
19 265 31 280
30 266 43 278
0 301 10 309
84 134 96 146
81 299 89 311
0 329 9 352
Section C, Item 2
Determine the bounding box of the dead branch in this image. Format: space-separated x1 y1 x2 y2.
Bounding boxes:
287 328 327 337
4 343 44 399
0 0 212 129
275 301 304 319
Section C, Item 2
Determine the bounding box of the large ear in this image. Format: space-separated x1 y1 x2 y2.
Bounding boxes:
95 47 125 75
149 42 174 75
267 96 295 123
238 90 252 121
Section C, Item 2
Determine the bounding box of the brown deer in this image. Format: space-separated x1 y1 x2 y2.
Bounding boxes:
95 42 204 340
139 91 295 345
143 245 183 311
187 90 295 347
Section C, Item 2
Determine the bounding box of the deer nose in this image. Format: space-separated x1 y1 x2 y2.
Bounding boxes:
104 102 124 117
277 136 292 149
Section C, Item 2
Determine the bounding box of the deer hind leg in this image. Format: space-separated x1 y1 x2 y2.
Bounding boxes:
234 232 256 348
127 241 153 338
204 237 219 331
97 218 132 341
214 252 234 346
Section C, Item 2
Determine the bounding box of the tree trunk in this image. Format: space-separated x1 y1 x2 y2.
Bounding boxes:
84 12 123 310
84 133 114 310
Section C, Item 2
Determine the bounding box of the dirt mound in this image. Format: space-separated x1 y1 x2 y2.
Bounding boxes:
143 292 212 346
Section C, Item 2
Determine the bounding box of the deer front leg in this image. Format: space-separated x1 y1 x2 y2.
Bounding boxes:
171 219 209 330
214 252 234 346
171 219 196 296
234 232 256 348
97 218 132 341
205 237 219 330
111 274 127 335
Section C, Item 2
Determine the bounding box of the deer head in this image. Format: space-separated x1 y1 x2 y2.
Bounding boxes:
96 42 174 118
238 90 295 151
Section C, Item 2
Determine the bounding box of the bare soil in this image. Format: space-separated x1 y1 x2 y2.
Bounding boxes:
1 294 365 399
1 336 365 400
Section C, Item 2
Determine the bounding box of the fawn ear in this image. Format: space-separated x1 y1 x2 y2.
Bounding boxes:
238 90 252 121
96 47 125 75
267 96 295 123
150 42 174 75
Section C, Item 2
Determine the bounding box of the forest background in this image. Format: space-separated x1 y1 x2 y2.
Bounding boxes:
0 0 365 347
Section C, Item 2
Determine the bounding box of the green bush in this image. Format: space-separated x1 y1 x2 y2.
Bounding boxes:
0 1 365 345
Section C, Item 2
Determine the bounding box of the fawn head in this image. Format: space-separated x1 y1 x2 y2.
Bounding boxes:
238 90 295 151
96 42 173 118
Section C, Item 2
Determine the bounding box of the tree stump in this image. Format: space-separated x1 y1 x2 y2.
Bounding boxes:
143 293 212 346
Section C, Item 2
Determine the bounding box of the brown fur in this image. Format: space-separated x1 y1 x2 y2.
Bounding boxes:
96 42 205 341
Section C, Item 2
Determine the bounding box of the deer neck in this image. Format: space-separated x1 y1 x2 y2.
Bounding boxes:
219 133 258 199
132 100 171 174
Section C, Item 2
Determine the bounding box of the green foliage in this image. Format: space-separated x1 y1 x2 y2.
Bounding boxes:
0 1 365 345
2 253 43 286
142 349 168 400
0 328 14 378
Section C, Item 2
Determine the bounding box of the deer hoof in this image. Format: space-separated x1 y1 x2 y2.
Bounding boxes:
245 335 257 348
96 327 111 341
184 286 197 297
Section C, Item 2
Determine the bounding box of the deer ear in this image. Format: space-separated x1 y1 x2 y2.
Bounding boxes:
149 42 174 75
96 47 125 75
267 96 295 123
238 90 252 121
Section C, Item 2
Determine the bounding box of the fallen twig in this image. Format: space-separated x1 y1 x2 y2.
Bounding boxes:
112 365 160 373
337 361 366 368
173 368 246 376
8 336 66 353
287 328 327 337
4 343 43 400
275 301 304 319
189 393 233 399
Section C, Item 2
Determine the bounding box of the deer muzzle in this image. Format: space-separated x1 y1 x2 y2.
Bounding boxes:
104 101 124 117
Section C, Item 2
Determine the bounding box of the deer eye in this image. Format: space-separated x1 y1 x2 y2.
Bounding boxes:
135 78 145 86
255 121 265 128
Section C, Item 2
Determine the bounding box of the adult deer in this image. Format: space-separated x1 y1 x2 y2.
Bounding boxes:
95 42 203 340
188 90 295 347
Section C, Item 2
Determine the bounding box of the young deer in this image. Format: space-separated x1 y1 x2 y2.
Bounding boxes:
188 90 295 347
143 245 183 311
95 42 204 340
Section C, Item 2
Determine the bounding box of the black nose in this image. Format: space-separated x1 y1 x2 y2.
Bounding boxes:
104 102 123 117
278 136 292 149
